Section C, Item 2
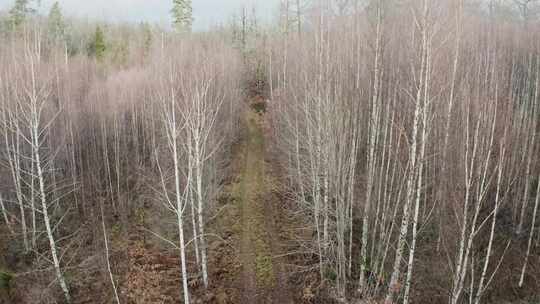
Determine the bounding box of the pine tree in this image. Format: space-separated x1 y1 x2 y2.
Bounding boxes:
141 22 153 59
8 0 35 30
171 0 193 33
88 26 106 60
48 2 65 41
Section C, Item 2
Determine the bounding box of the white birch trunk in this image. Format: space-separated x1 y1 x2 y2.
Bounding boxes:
0 193 14 235
195 146 209 288
385 3 428 301
360 0 382 292
100 201 120 304
170 90 191 304
474 145 505 304
403 32 432 304
33 125 71 303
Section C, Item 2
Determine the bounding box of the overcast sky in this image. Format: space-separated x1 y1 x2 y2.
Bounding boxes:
0 0 281 30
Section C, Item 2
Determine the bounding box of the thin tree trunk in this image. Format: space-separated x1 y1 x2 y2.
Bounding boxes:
195 147 209 288
100 201 120 304
360 0 382 292
170 89 191 304
34 125 71 303
403 32 432 304
385 3 428 302
0 193 14 235
474 144 505 304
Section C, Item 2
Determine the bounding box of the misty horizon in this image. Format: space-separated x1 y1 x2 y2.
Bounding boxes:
0 0 280 30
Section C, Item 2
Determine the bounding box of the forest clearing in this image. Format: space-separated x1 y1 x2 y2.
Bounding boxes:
1 0 540 303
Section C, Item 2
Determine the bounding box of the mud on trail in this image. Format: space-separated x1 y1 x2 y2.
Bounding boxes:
205 103 296 304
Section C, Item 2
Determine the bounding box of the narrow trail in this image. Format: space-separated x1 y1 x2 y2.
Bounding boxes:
231 108 293 304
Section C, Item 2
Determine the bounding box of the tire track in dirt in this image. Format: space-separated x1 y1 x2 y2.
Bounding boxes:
233 108 293 304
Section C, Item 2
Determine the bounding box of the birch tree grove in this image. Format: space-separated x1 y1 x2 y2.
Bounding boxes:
2 31 72 302
1 0 540 303
0 5 243 302
157 66 191 303
152 38 242 302
266 0 540 303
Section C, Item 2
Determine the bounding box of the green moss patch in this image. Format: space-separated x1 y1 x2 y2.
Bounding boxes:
0 271 13 291
250 101 267 114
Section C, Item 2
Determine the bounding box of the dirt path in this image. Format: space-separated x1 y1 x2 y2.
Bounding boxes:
231 109 293 304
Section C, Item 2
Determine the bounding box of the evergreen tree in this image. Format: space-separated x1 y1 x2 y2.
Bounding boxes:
48 1 65 41
171 0 193 33
88 26 106 60
141 22 153 59
8 0 35 30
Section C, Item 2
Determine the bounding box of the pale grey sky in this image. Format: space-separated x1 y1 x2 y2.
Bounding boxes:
0 0 281 30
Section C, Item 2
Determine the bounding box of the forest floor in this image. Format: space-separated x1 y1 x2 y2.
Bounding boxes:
205 103 297 303
236 108 294 303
